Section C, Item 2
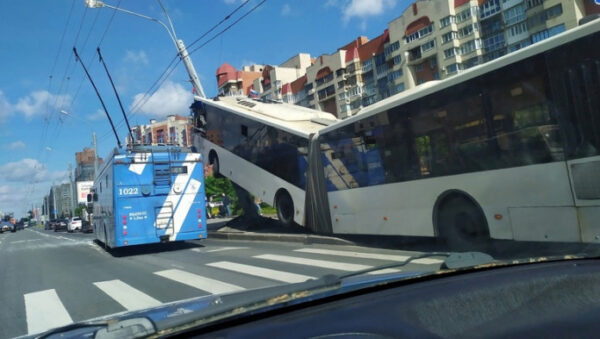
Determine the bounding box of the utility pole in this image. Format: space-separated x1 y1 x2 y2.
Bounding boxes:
69 163 75 218
52 181 57 220
93 132 98 180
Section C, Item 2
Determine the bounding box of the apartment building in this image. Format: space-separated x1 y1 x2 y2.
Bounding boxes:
130 115 193 147
252 53 313 101
223 0 597 119
74 147 103 182
216 63 264 96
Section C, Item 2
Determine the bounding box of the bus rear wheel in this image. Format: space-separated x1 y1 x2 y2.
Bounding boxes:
275 190 295 227
209 151 222 178
436 194 489 251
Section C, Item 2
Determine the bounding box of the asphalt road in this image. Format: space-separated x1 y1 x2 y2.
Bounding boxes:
0 227 444 338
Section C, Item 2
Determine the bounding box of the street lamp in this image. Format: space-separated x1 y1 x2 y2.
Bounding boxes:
60 110 99 180
85 0 206 98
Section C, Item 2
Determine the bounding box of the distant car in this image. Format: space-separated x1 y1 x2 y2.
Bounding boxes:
0 220 15 233
67 217 82 232
54 219 68 232
15 221 24 231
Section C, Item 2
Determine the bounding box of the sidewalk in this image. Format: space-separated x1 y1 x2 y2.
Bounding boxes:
206 215 354 246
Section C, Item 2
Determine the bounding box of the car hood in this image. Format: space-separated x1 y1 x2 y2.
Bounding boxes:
23 270 424 338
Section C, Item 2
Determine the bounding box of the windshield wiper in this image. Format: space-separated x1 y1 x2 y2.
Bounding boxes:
338 251 495 280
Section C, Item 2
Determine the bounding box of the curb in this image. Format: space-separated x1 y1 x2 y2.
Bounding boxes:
207 230 355 246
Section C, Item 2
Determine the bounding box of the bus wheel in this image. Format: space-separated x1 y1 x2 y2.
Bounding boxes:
275 189 295 227
436 194 489 251
209 150 222 178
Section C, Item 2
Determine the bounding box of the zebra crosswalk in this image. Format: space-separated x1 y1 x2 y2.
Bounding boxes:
18 245 443 336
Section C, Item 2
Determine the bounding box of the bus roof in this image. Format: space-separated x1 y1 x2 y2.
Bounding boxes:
320 18 600 134
195 95 338 138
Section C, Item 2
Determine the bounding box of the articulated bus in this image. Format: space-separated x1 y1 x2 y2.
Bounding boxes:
192 19 600 246
91 145 207 248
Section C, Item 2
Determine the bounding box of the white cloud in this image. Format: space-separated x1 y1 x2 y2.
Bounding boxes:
342 0 396 21
5 141 26 150
123 50 149 65
87 109 106 121
281 4 291 16
0 158 66 183
129 81 193 118
13 90 71 119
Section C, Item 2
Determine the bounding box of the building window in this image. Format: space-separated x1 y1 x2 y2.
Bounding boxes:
456 7 478 23
461 38 482 55
336 68 345 77
479 0 501 20
405 24 434 43
458 23 478 38
361 59 373 72
483 33 505 53
415 63 424 71
441 31 458 44
440 15 456 28
393 55 402 65
157 129 164 143
388 70 403 81
503 4 526 26
384 41 400 57
446 63 462 74
182 130 187 146
531 23 565 43
444 47 460 59
396 83 405 93
421 40 435 53
508 22 528 38
526 0 543 9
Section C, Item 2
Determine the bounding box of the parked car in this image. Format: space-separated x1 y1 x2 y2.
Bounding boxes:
53 219 68 232
67 217 82 232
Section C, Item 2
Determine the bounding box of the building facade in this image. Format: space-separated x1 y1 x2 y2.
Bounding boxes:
224 0 596 119
216 63 264 96
75 147 103 182
130 115 193 147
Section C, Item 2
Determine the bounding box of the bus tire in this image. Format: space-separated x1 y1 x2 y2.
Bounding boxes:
275 189 295 227
209 150 222 178
435 193 489 251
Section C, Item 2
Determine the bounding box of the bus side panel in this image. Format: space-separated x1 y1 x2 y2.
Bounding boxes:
94 161 116 248
328 162 577 241
197 138 306 225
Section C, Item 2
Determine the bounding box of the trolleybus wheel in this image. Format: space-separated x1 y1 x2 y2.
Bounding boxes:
436 193 489 251
275 189 295 227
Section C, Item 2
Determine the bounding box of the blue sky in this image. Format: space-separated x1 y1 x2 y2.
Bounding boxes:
0 0 410 217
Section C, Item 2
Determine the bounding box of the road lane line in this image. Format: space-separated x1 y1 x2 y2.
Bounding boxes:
206 261 315 283
94 280 162 311
197 246 248 253
253 254 372 271
154 269 245 294
24 289 73 335
294 248 444 265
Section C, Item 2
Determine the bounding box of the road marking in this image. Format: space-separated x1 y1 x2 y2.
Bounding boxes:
294 248 444 265
154 269 245 294
94 280 162 311
206 261 315 283
24 289 73 335
11 239 43 244
192 246 248 253
254 254 372 271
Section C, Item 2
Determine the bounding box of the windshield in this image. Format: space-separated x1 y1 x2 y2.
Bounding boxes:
1 0 599 337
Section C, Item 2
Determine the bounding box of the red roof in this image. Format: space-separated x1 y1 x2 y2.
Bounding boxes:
315 67 332 80
357 29 389 61
406 16 431 36
216 63 237 87
338 36 369 52
290 75 307 94
281 83 292 95
345 47 360 62
454 0 470 7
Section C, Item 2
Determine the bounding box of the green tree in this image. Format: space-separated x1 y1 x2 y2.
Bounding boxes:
74 205 84 218
204 176 241 214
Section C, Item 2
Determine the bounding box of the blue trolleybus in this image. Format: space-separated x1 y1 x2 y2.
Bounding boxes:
90 145 207 248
